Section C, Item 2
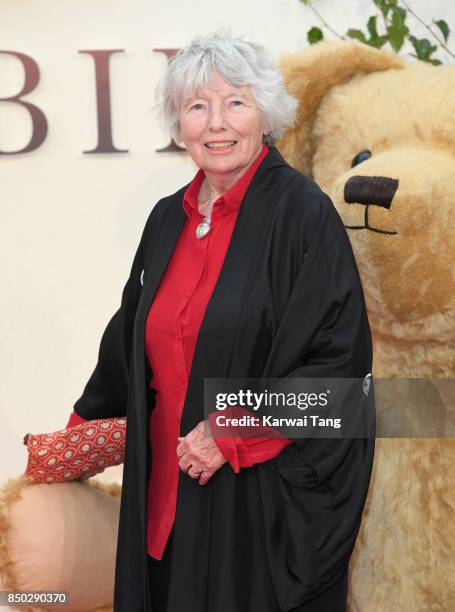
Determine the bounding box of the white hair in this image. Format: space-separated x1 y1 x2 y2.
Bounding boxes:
155 31 298 145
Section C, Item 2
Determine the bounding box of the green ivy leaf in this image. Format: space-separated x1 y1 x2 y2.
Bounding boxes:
307 27 324 45
299 0 310 5
388 0 397 7
347 28 367 43
392 7 407 28
387 24 408 51
367 16 379 39
369 35 388 49
410 52 442 65
408 35 438 61
434 19 450 44
419 38 436 57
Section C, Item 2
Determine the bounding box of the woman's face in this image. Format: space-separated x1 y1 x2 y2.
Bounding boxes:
178 73 266 183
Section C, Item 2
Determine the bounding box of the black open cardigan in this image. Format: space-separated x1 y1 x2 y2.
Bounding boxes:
74 146 375 611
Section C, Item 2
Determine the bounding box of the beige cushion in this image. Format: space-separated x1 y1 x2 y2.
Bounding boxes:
0 476 120 611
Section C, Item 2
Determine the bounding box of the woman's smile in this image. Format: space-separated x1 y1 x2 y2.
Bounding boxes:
204 140 238 150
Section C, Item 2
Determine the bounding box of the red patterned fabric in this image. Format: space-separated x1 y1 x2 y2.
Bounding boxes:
24 417 126 483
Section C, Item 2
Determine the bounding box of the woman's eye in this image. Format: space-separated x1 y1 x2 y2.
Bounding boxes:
230 100 243 106
190 103 204 111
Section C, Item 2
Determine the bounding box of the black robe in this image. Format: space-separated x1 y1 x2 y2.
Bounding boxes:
74 146 375 611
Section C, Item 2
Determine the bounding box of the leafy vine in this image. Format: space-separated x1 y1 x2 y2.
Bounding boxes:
299 0 453 64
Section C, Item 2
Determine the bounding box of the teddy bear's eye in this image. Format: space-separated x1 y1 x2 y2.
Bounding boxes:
351 150 372 168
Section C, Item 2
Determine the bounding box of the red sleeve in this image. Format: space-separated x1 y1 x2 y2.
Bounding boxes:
208 407 293 474
66 411 88 429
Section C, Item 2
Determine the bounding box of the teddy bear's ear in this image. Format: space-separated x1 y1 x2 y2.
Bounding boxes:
277 40 405 175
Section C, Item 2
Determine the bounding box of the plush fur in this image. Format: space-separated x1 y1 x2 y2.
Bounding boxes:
278 40 455 612
0 475 120 612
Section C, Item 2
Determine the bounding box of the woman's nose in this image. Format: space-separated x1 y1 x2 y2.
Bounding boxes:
207 104 226 131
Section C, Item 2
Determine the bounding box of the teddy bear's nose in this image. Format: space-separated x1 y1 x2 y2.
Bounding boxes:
344 175 399 209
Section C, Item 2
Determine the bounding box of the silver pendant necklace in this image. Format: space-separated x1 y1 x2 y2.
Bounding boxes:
196 216 211 240
196 182 215 240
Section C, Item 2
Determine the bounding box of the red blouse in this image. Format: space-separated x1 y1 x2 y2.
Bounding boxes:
67 143 292 561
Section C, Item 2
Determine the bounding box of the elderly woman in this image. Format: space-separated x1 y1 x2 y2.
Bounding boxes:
66 33 374 612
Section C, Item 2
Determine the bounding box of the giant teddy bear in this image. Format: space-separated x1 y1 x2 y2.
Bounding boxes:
277 40 455 611
1 39 454 612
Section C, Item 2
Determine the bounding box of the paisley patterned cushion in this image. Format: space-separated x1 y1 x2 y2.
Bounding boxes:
23 418 126 482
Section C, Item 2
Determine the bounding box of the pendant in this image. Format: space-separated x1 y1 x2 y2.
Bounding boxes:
196 219 211 240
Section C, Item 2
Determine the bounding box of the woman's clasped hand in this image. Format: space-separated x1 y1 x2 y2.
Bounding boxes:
176 420 226 485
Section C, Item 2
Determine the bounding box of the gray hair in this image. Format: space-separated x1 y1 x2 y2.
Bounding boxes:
156 31 298 146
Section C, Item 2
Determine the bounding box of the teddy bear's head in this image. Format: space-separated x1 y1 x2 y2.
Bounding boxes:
278 41 455 377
